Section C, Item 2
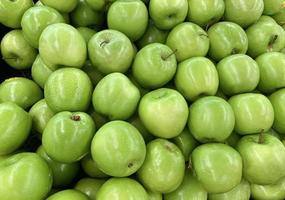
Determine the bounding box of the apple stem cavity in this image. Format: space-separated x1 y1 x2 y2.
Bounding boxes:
71 115 81 121
231 48 241 55
268 35 278 51
100 40 110 48
258 129 265 144
161 49 177 60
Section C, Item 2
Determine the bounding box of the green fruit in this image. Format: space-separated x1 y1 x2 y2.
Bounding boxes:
74 178 106 200
270 88 285 134
77 27 96 43
263 0 285 15
86 0 106 11
129 115 155 143
40 0 78 13
81 153 109 178
148 191 163 200
47 189 89 200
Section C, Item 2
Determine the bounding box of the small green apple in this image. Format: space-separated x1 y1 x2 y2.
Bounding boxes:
74 178 106 200
40 0 78 13
148 190 162 200
273 8 285 26
129 115 155 143
77 27 96 43
87 106 108 129
81 153 109 178
86 0 106 12
270 88 285 134
47 189 89 200
263 0 285 15
81 61 104 86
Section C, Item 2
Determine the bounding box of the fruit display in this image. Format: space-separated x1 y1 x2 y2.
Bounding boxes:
1 0 285 200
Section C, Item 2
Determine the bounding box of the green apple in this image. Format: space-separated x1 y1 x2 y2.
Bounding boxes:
273 8 285 26
75 178 106 200
92 73 140 120
128 74 150 96
174 57 219 101
0 0 33 28
228 93 274 135
0 77 43 109
47 190 89 200
137 139 185 193
149 0 188 30
237 133 285 185
77 27 96 43
246 16 285 58
96 178 149 200
208 22 248 61
107 0 148 41
187 0 225 28
0 153 52 200
225 132 241 147
21 5 65 48
0 102 32 155
37 145 79 187
270 89 285 134
188 96 235 143
224 0 264 28
44 68 92 112
132 43 177 89
31 55 54 89
217 54 260 96
87 106 108 129
148 190 162 200
166 22 209 62
81 61 104 86
29 99 55 134
215 89 228 100
43 111 95 163
164 169 207 200
191 143 242 194
209 179 251 200
86 0 106 11
138 88 189 138
81 153 109 178
1 30 37 69
263 0 285 15
91 120 146 177
39 23 86 69
129 115 155 143
88 29 135 74
40 0 78 13
256 52 285 93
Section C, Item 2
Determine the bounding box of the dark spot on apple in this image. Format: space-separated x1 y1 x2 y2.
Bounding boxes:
100 39 110 48
231 48 241 55
164 143 175 152
128 162 134 168
71 115 81 121
153 91 168 99
167 13 176 19
268 34 278 51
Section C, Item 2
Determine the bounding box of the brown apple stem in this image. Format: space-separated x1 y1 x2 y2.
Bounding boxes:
71 115 81 121
268 34 278 51
258 129 265 144
162 49 178 60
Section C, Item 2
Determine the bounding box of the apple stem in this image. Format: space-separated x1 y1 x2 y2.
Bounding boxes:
162 49 177 60
268 35 278 51
71 115 81 121
100 40 109 48
258 129 265 144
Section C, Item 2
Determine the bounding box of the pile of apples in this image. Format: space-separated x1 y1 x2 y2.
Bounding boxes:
1 0 285 199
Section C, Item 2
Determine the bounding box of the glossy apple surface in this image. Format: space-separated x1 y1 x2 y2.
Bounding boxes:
81 153 109 178
270 88 285 134
77 27 96 43
129 115 154 143
263 0 284 15
74 178 106 200
86 0 106 11
40 0 78 13
47 189 89 200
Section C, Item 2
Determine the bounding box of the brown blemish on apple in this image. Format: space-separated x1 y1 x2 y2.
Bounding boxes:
71 115 81 121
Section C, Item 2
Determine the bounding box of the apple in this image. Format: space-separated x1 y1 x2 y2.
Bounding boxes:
128 74 150 96
208 22 248 61
129 115 155 143
0 77 43 109
42 111 95 163
256 52 285 93
148 191 162 200
263 0 285 15
174 57 219 101
96 178 149 200
217 54 260 96
107 0 148 41
228 93 274 135
0 0 33 28
37 145 79 187
74 178 106 200
81 153 109 178
187 0 225 28
166 22 209 62
1 30 37 69
77 27 96 43
224 0 264 28
132 43 177 89
188 96 235 143
81 61 104 86
237 133 285 185
0 102 32 155
225 132 241 147
138 88 189 138
87 106 108 129
40 0 78 13
0 153 52 200
44 68 93 112
149 0 188 30
39 23 86 69
86 0 107 12
269 88 285 134
21 5 65 48
91 120 146 177
29 99 55 134
191 143 242 194
46 189 89 200
273 8 285 26
88 29 135 74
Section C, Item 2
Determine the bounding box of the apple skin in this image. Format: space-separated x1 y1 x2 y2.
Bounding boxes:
88 29 135 74
166 22 209 62
188 96 235 143
40 0 78 13
129 115 155 143
273 8 285 26
46 190 89 200
263 0 285 15
187 0 225 28
21 5 65 48
91 120 146 177
44 68 93 112
74 178 106 200
208 179 251 200
148 190 162 200
224 0 264 28
0 102 32 155
237 134 285 185
81 153 109 178
228 93 274 135
77 27 96 43
0 0 33 28
225 132 241 147
92 73 140 120
87 106 108 129
39 23 87 69
207 22 248 61
256 52 285 93
0 77 43 109
191 143 243 194
37 145 79 187
132 43 177 89
217 54 260 96
0 153 52 200
86 0 106 12
149 0 188 30
96 178 149 200
81 61 104 86
43 111 95 163
1 30 37 70
138 88 189 139
270 89 285 134
174 57 219 101
107 0 148 41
